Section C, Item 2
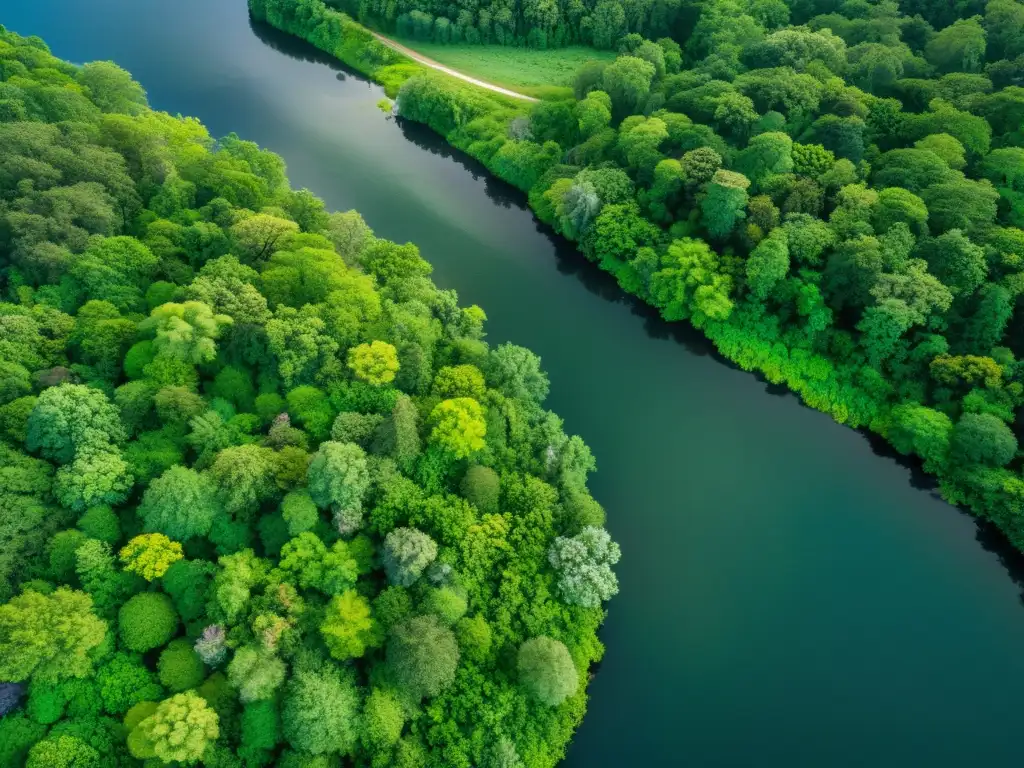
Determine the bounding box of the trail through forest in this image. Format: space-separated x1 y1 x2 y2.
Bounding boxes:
369 31 539 101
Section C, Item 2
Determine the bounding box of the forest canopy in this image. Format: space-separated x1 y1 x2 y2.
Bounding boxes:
255 0 1024 555
0 26 618 768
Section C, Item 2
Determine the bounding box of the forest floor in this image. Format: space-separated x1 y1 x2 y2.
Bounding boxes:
372 34 614 99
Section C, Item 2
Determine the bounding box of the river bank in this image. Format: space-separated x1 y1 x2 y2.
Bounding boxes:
250 0 1024 557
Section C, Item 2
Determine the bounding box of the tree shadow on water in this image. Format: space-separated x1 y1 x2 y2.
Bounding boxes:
248 14 371 87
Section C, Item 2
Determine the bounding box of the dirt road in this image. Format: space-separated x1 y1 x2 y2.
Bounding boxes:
370 32 539 102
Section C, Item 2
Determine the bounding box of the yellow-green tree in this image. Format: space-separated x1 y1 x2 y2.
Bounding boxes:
429 398 486 459
128 692 219 764
347 340 400 385
320 589 382 660
119 533 183 581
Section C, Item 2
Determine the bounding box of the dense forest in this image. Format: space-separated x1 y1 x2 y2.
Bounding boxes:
0 26 619 768
327 0 688 48
256 0 1024 550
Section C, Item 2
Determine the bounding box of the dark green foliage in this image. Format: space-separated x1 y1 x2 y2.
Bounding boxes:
118 593 178 653
157 639 205 692
950 412 1018 466
76 506 121 545
460 465 501 514
95 652 163 715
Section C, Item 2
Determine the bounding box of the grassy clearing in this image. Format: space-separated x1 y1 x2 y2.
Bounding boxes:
391 40 615 97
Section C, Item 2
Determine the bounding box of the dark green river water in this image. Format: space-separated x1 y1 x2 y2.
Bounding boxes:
8 2 1024 764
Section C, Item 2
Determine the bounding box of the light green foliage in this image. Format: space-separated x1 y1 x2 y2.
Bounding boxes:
25 734 100 768
320 589 382 659
429 398 487 458
649 238 734 325
141 301 231 365
455 614 493 662
362 688 405 751
118 593 178 653
307 440 370 511
348 340 401 385
281 489 320 536
383 527 438 586
231 213 299 262
278 532 358 594
0 588 106 683
227 645 287 702
548 526 621 607
129 692 219 764
517 636 578 706
119 533 183 581
77 60 147 114
210 444 278 517
387 615 460 699
281 667 360 755
54 446 133 512
422 587 468 626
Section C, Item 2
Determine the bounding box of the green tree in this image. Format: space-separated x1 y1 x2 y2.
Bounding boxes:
119 533 183 581
27 384 125 464
548 526 621 607
54 446 133 512
950 412 1017 466
701 169 751 239
601 56 656 119
348 340 400 385
77 61 147 114
157 639 205 692
307 440 370 511
517 636 578 706
0 588 106 683
138 465 221 540
320 589 382 660
383 527 438 586
118 593 178 653
387 615 459 700
129 692 218 764
25 734 100 768
281 667 360 756
746 231 790 300
362 688 405 752
429 398 486 459
227 645 287 703
209 444 278 518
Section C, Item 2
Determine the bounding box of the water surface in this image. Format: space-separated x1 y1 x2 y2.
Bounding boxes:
7 3 1024 764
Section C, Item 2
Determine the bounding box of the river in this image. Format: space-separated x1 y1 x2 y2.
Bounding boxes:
7 2 1024 765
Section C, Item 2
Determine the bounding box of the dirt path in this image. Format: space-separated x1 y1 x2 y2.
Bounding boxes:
370 32 539 102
